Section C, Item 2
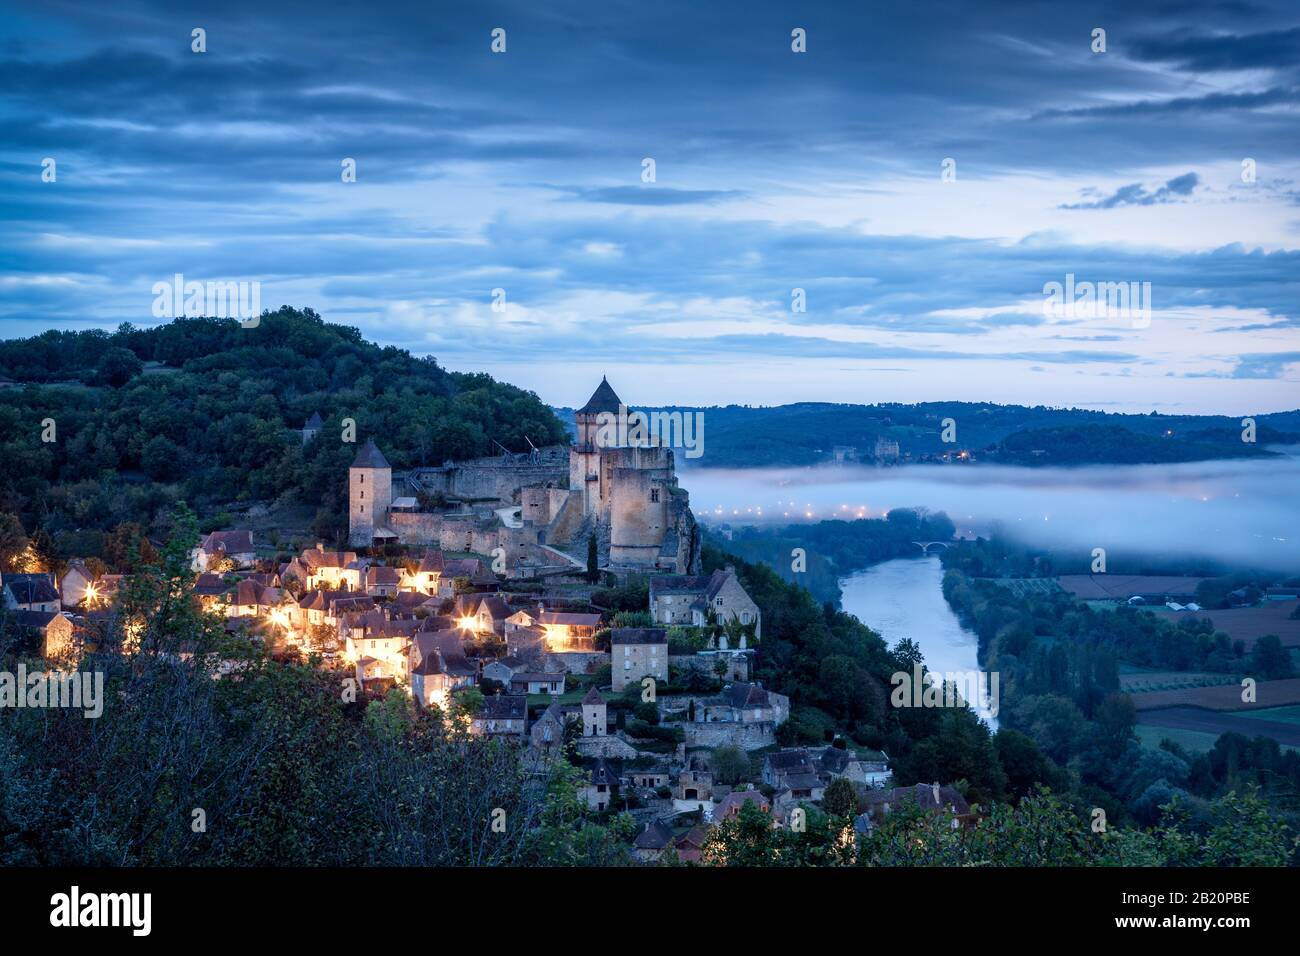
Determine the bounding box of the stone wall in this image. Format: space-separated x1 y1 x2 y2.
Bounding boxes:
539 651 607 675
574 735 641 759
388 511 441 546
407 450 568 505
683 721 776 751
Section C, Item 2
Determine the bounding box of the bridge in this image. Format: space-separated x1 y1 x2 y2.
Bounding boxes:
911 541 953 553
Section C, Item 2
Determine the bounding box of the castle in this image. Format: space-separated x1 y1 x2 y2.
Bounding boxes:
348 377 699 575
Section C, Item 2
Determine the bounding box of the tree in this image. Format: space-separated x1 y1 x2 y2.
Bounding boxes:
93 346 143 387
710 745 748 785
823 777 858 819
0 513 28 572
1251 635 1293 679
586 534 599 583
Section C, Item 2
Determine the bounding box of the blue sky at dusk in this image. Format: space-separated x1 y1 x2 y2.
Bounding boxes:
1 0 1298 413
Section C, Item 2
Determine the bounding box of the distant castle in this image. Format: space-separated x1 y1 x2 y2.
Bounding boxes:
347 377 699 574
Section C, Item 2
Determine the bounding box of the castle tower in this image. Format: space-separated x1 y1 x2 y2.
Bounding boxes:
582 685 607 737
301 411 323 445
349 439 391 546
570 376 624 516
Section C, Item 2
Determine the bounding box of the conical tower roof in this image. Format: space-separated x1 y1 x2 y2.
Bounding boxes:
351 438 390 469
578 376 623 415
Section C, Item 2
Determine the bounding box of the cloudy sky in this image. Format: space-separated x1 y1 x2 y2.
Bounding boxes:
2 0 1298 413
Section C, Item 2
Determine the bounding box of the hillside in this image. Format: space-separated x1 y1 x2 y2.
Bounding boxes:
0 308 568 565
551 402 1299 469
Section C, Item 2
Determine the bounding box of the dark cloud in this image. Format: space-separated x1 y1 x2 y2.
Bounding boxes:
1061 172 1200 209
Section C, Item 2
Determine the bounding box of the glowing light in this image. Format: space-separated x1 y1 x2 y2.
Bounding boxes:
458 616 477 631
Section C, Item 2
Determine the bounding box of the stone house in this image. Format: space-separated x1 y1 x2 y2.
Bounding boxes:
611 627 668 692
410 629 476 709
471 693 528 737
581 686 607 737
2 574 60 613
482 657 528 687
14 610 76 662
529 700 570 758
192 530 255 572
818 746 891 787
696 682 789 724
59 561 96 608
467 594 514 636
675 767 713 805
438 558 497 599
626 764 670 789
714 787 771 822
584 758 620 811
301 411 323 445
762 749 819 789
855 782 974 833
296 545 360 591
505 624 547 660
509 672 565 695
670 826 710 864
632 819 675 863
402 551 444 595
649 566 761 641
365 565 401 597
506 606 603 651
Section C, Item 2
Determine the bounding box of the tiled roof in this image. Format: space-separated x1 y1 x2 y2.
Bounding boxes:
3 574 60 604
577 376 623 415
479 694 527 720
200 530 254 554
611 627 667 645
350 439 390 469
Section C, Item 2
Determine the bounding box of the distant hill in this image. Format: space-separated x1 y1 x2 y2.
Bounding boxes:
553 401 1299 468
0 308 568 561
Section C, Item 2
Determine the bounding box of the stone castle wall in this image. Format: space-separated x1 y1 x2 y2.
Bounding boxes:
683 721 776 751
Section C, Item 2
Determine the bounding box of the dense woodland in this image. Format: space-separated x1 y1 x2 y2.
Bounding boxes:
0 308 568 567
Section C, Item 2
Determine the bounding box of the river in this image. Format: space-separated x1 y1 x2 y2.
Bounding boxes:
840 555 997 726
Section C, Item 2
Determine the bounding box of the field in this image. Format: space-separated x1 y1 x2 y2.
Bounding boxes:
1234 704 1300 726
991 578 1062 599
1144 600 1300 650
1126 678 1300 712
1137 706 1300 750
1134 724 1225 754
1118 671 1237 693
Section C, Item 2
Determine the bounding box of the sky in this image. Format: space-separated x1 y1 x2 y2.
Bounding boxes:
2 0 1298 413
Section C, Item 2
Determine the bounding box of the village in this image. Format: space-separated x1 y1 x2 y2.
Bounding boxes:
1 378 970 861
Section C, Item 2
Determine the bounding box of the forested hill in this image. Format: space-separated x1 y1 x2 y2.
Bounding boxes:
556 401 1300 468
0 308 568 560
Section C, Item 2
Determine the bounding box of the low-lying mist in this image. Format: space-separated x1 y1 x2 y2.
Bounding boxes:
683 448 1300 572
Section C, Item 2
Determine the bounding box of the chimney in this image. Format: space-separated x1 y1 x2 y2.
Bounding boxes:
931 782 940 803
316 541 324 552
